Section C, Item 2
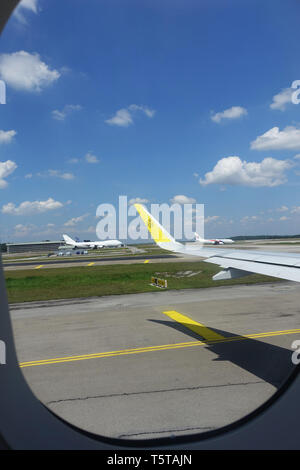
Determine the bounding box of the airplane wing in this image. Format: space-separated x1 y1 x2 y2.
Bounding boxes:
134 203 300 283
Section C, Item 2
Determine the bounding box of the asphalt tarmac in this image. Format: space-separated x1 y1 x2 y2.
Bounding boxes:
4 253 176 270
10 281 300 441
5 242 300 271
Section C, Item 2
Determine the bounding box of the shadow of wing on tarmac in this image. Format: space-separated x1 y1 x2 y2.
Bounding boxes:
148 319 296 388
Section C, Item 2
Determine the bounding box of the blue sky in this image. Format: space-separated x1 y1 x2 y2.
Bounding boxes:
1 0 300 242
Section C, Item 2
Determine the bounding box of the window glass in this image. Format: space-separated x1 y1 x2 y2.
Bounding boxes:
1 0 300 441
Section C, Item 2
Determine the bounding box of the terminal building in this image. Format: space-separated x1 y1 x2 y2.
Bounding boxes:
6 240 65 254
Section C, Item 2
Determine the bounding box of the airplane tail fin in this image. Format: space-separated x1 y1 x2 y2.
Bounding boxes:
134 204 183 252
63 234 75 245
194 232 201 242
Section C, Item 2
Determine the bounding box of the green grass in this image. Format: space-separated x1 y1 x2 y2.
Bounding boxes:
5 261 281 304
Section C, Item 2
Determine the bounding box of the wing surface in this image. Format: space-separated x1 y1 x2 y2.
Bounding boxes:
134 203 300 283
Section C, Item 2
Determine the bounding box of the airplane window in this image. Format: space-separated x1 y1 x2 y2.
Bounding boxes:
2 0 300 443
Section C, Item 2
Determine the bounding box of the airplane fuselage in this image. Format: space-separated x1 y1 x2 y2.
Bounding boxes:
63 234 123 249
70 240 122 249
194 233 234 245
205 239 234 245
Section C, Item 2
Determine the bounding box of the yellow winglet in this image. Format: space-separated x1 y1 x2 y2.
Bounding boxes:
134 203 172 243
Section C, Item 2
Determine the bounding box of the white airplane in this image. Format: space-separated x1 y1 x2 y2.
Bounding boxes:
194 232 234 245
63 234 123 249
134 203 300 283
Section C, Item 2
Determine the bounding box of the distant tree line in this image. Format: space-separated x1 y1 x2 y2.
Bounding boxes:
1 244 7 253
232 235 300 241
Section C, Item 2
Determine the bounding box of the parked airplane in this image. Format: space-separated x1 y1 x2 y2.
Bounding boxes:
63 234 123 249
194 232 234 245
134 203 300 283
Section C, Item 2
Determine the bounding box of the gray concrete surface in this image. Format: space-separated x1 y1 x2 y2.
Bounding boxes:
3 254 177 271
9 282 300 440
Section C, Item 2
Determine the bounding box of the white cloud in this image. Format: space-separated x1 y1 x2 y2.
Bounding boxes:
14 0 38 23
14 223 36 234
105 108 133 127
294 154 300 160
52 104 82 121
241 215 260 223
51 170 74 180
18 0 38 13
128 104 156 118
205 215 220 224
291 207 300 214
67 154 99 164
251 126 300 151
25 173 33 179
105 104 155 127
36 169 75 180
199 156 292 187
85 153 99 164
2 198 64 215
276 205 289 212
0 130 17 144
0 160 17 189
0 51 60 92
279 216 289 221
211 106 247 123
270 87 294 111
128 197 149 206
170 195 196 204
64 213 90 227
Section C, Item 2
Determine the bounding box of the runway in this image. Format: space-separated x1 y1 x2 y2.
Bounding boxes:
3 253 177 270
4 242 300 272
10 281 300 441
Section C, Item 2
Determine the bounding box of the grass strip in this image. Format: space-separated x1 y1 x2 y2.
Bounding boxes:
5 261 280 304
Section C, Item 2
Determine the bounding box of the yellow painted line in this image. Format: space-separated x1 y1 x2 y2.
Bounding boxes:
35 265 44 270
144 260 150 264
87 262 95 266
163 310 225 341
19 328 300 369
